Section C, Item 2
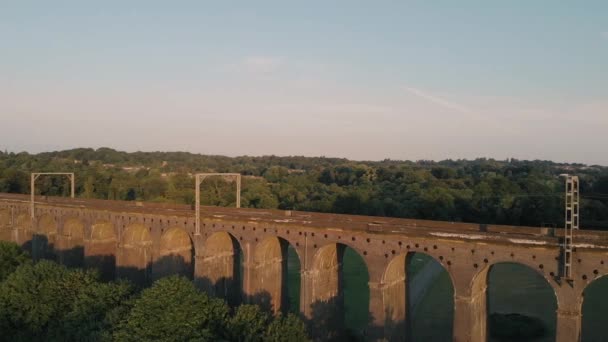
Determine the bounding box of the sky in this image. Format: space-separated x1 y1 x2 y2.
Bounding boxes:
1 1 607 165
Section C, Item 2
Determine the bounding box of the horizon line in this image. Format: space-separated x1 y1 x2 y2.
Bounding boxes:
2 146 605 168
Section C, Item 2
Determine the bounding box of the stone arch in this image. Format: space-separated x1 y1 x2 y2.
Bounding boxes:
382 254 407 322
37 214 57 235
87 220 118 281
122 224 152 247
581 274 608 341
14 212 30 230
310 242 370 339
311 243 344 302
33 213 57 260
118 223 153 284
153 227 194 280
197 231 241 305
63 218 85 238
57 217 85 267
0 208 11 241
250 236 301 314
91 221 117 241
382 253 407 340
471 261 558 341
13 213 32 248
382 251 454 301
382 252 454 340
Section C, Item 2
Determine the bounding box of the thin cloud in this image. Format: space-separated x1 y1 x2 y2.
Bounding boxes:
602 31 608 40
241 56 284 74
403 86 473 115
400 86 518 134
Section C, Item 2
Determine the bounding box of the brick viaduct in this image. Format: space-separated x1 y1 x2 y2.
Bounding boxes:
0 192 607 341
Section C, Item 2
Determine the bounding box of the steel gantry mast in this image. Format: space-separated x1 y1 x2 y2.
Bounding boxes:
30 172 75 219
194 173 241 236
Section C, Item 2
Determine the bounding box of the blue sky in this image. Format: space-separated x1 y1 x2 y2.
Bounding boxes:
1 1 607 164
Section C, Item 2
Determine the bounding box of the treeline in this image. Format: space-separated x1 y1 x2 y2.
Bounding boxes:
1 148 607 229
0 241 309 342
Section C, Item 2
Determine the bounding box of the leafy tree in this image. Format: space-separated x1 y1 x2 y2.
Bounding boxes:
0 169 29 193
0 241 30 282
265 313 310 342
228 304 270 342
0 260 131 342
431 166 457 180
83 176 96 198
263 166 289 183
333 188 371 215
242 179 279 209
2 147 608 229
59 280 135 342
0 260 77 340
593 174 608 194
114 276 230 342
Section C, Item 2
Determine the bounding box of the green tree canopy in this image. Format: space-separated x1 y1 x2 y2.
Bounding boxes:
265 313 311 342
0 241 30 282
2 148 608 229
114 276 230 342
228 304 271 342
0 260 133 342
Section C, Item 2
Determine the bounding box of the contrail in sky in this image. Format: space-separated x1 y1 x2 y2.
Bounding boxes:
403 86 473 115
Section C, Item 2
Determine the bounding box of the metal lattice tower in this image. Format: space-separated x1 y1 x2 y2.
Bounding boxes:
563 175 579 279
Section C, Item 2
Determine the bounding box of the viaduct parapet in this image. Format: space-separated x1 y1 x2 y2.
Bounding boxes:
0 193 606 341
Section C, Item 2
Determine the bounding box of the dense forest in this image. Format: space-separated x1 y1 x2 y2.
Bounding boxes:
1 148 607 230
0 241 309 342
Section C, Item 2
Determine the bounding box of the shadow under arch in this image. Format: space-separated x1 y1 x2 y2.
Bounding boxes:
310 242 370 340
117 223 153 285
249 236 301 314
33 213 58 261
195 231 242 306
382 252 454 341
57 217 85 268
86 220 117 281
581 274 608 342
472 261 558 342
153 227 194 280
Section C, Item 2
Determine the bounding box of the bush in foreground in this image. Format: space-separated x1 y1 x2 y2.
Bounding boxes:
114 277 310 342
0 260 134 341
0 246 310 342
114 276 230 341
0 241 30 282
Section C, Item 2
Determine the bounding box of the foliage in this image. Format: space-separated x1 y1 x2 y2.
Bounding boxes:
0 245 311 342
0 241 30 282
2 148 607 229
0 260 83 340
113 276 230 342
265 313 311 342
60 280 135 341
0 260 133 342
227 305 310 342
228 304 271 342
